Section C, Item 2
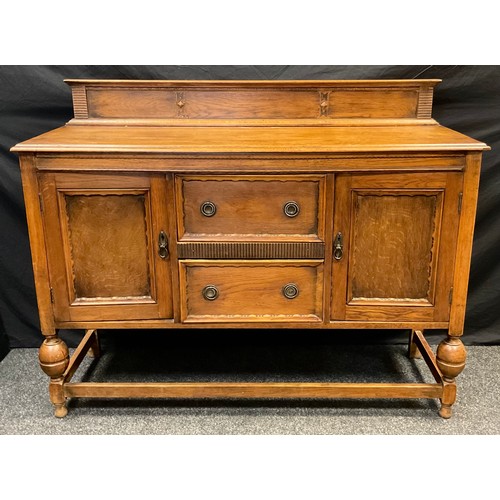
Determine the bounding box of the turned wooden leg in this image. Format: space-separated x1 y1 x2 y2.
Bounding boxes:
87 330 101 359
436 335 467 419
408 330 422 359
39 335 70 418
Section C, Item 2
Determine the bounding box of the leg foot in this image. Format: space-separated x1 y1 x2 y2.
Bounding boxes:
54 403 68 418
87 330 101 359
439 403 452 419
408 330 422 359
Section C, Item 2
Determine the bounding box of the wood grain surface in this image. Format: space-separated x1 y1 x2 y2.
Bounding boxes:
65 194 150 299
11 124 488 153
180 260 323 322
39 172 174 322
65 78 441 121
177 175 324 240
332 172 461 322
350 192 439 301
64 381 443 399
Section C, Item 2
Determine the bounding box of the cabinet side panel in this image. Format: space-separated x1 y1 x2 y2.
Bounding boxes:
449 152 483 335
19 154 55 334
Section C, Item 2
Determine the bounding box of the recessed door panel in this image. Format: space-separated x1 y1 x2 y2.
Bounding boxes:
349 191 441 304
65 193 151 300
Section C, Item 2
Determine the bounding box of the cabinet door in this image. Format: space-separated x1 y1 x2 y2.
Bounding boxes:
332 172 462 322
40 173 173 322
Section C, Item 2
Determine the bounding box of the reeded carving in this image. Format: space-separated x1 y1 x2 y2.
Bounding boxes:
417 87 434 119
71 85 89 119
177 241 325 259
39 336 69 379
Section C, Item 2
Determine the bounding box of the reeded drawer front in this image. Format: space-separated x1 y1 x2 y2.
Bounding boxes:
176 175 325 241
180 260 323 322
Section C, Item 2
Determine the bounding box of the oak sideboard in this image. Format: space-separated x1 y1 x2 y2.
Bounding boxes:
12 79 489 418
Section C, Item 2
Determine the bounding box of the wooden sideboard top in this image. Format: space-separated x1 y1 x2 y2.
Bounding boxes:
12 124 488 153
11 79 489 153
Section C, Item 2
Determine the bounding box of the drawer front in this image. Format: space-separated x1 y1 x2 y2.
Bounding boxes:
176 175 325 241
180 260 323 322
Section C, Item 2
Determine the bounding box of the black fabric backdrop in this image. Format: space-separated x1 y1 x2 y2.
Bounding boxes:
0 65 499 349
0 310 8 360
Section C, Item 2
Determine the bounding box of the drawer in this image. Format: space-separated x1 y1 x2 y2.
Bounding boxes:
176 175 325 241
180 260 323 322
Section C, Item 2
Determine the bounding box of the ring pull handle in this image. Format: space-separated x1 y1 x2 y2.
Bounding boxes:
334 232 343 261
200 201 217 217
158 230 169 259
202 285 219 301
283 201 300 218
282 283 299 299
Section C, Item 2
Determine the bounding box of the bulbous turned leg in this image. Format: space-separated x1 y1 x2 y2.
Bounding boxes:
39 335 70 418
436 336 467 419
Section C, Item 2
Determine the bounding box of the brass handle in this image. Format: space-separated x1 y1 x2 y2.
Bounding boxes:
200 201 217 217
334 232 343 261
283 201 300 218
158 230 169 259
202 285 219 301
282 283 299 299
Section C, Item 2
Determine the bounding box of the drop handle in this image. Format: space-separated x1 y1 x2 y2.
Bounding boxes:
334 232 343 261
158 230 169 259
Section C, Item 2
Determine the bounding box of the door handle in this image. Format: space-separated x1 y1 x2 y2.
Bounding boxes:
158 230 169 259
334 232 343 261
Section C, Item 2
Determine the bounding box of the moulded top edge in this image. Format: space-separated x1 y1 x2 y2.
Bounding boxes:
64 79 442 88
10 124 489 154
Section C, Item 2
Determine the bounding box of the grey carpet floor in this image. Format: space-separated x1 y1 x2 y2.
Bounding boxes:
1 334 499 434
